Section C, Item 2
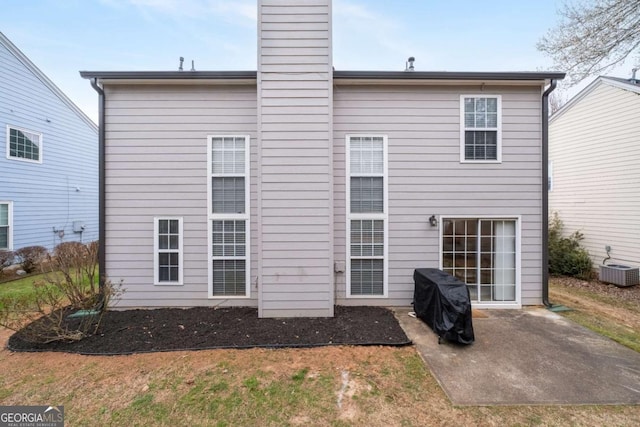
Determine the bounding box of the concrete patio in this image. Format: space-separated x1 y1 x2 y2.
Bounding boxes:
395 307 640 405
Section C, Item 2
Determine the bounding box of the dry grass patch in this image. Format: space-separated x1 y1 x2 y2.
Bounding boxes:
2 325 640 426
550 276 640 352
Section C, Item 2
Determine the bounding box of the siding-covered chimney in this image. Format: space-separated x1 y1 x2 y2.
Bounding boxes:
257 0 334 317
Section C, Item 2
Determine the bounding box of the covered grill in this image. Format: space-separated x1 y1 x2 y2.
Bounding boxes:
413 268 475 345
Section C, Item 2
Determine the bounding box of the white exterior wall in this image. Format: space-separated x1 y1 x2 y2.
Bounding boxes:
333 85 545 306
104 84 259 308
550 82 640 267
257 0 334 317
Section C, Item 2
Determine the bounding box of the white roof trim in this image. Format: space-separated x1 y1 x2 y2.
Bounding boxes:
0 31 97 132
600 76 640 94
334 78 548 87
98 78 256 86
550 76 640 123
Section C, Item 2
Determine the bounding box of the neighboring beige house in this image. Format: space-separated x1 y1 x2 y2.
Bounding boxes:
549 75 640 270
81 0 563 317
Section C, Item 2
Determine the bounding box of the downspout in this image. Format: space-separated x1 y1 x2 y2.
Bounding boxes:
89 78 106 309
541 79 556 307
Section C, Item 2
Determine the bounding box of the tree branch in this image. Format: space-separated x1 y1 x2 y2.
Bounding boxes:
538 0 640 84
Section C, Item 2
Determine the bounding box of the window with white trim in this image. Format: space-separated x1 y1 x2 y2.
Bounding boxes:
346 135 388 297
6 126 42 163
442 218 517 302
154 217 183 285
208 136 250 297
460 96 501 162
0 202 12 250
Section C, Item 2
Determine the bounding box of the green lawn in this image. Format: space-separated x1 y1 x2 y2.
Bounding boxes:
0 268 98 311
0 274 44 306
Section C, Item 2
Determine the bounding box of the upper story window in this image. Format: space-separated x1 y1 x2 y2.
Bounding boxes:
6 126 42 163
211 136 247 215
460 96 501 163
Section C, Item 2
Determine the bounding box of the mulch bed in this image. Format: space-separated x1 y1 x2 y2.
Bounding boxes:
7 306 411 355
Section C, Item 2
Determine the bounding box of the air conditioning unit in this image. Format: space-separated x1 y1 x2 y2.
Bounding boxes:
599 264 639 287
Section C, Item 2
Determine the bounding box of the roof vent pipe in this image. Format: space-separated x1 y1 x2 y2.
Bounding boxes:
178 57 184 71
405 57 415 72
191 60 195 71
631 67 638 84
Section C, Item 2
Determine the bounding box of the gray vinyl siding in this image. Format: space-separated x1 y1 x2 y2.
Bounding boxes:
257 0 334 317
333 85 544 306
549 82 640 267
104 84 258 308
0 37 98 251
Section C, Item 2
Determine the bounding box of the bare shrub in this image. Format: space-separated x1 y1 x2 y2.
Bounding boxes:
45 241 99 308
0 241 123 344
0 250 14 276
14 246 48 274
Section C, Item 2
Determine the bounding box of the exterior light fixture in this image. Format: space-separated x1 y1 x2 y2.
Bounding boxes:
429 215 438 227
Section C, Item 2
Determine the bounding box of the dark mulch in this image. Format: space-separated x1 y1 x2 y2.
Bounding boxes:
7 306 411 355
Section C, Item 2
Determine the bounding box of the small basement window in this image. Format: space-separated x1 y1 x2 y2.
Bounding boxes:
154 217 183 285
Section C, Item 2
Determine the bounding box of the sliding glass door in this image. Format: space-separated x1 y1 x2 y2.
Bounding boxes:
442 218 517 302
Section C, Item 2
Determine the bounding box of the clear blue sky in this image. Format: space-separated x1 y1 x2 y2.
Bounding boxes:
1 0 630 124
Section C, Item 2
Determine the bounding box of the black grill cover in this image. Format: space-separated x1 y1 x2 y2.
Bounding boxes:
413 268 475 345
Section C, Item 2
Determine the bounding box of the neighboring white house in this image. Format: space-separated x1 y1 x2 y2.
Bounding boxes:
81 0 563 317
0 32 98 252
549 75 640 270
